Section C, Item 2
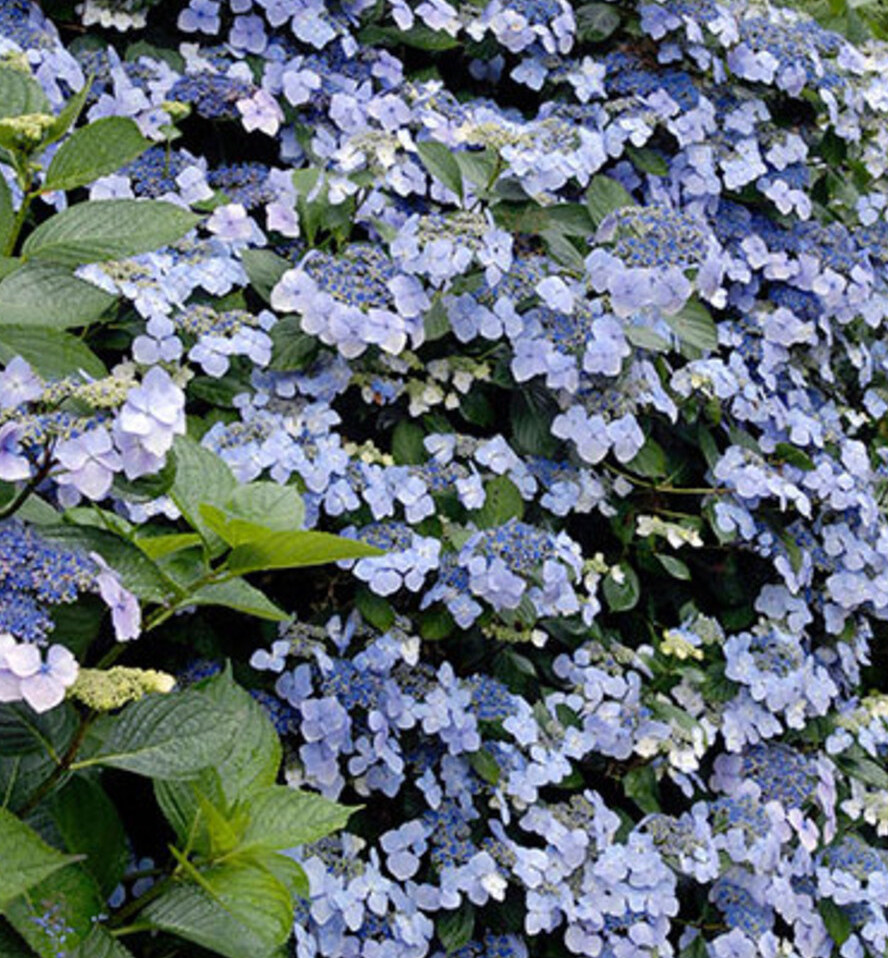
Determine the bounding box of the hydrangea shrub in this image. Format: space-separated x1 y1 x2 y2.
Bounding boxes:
3 0 888 956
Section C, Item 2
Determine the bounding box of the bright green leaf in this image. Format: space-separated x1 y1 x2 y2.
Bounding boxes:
169 435 237 554
226 529 383 575
0 176 12 253
184 578 288 621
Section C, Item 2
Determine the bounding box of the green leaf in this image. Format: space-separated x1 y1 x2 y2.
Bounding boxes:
135 532 203 560
469 476 524 529
774 442 815 471
268 315 319 371
0 67 51 120
241 786 356 850
0 176 12 254
454 147 499 191
818 898 852 947
242 249 289 304
43 118 149 192
416 141 464 202
656 554 692 580
39 524 172 603
392 420 426 465
22 200 200 267
48 776 128 897
0 808 79 911
541 228 584 273
356 588 396 631
184 578 288 622
0 263 115 328
602 563 640 612
575 1 621 40
141 881 284 958
359 24 461 50
623 764 661 813
625 439 667 479
466 747 501 787
0 325 106 379
169 435 237 554
5 864 102 957
0 701 77 757
39 80 91 152
437 902 475 954
665 299 718 353
226 529 383 575
224 481 305 539
625 144 670 176
585 176 636 226
75 690 242 780
156 668 281 840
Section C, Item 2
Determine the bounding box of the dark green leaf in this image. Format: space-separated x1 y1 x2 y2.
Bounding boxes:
818 899 852 947
625 144 670 176
0 701 77 757
392 420 426 465
467 748 501 786
71 926 137 958
22 200 200 267
269 315 319 371
623 764 661 813
437 902 475 954
774 442 815 471
0 263 115 328
39 524 172 603
359 24 461 50
75 690 242 780
48 776 128 897
43 118 149 192
0 325 106 379
242 249 289 304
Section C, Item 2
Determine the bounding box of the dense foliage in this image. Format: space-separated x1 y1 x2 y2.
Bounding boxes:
4 0 888 956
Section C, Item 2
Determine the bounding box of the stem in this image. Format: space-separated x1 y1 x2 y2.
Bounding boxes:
0 447 55 521
16 713 93 817
603 461 728 496
3 183 34 257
